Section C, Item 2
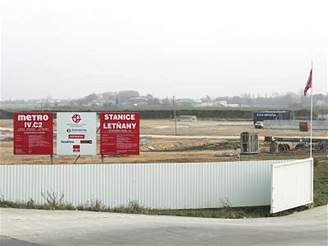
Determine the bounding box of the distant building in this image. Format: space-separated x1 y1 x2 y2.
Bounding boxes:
177 115 197 122
175 98 196 106
126 96 149 106
253 111 292 124
216 100 239 107
318 114 328 120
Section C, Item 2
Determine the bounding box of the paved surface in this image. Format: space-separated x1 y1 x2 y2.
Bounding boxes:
0 206 327 246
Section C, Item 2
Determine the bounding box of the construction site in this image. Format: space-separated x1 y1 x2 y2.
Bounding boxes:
1 114 327 165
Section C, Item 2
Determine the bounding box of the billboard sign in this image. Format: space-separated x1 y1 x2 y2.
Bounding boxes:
56 112 96 155
13 112 53 155
100 112 140 155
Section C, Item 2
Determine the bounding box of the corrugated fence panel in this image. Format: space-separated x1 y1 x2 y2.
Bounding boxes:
271 158 313 213
264 120 328 130
0 159 301 210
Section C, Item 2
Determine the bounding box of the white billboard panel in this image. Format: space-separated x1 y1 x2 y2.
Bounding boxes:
56 112 97 155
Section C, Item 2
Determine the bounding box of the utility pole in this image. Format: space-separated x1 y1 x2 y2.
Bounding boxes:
310 62 313 158
173 96 177 136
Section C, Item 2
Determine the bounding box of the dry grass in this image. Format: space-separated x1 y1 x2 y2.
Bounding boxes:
1 138 325 165
0 119 12 128
0 140 234 164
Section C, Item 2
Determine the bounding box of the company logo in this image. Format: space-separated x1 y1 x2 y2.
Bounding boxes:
61 140 74 144
72 114 81 123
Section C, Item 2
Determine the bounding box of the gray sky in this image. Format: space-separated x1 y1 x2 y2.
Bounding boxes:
1 0 327 100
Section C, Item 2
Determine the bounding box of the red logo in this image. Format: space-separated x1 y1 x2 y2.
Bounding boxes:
72 114 81 123
73 145 80 152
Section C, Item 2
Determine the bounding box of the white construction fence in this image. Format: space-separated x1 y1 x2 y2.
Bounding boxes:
271 158 313 213
263 120 328 130
0 159 313 213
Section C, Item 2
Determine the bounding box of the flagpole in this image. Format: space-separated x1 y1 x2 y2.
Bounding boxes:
310 62 313 158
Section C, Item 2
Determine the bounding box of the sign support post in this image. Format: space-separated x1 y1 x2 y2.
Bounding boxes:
173 96 178 136
73 155 80 164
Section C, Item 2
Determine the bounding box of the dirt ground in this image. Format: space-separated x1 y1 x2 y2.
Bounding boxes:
142 119 327 137
0 119 327 164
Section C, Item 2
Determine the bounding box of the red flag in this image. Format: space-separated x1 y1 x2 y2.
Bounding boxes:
304 69 312 96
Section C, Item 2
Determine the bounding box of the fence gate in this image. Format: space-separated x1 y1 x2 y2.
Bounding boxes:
271 158 313 213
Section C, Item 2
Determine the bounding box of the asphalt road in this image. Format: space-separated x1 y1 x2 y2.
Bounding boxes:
0 206 327 246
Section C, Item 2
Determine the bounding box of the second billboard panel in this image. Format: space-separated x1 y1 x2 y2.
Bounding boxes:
100 112 140 155
57 112 97 155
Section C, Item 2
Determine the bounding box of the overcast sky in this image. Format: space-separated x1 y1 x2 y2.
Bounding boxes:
1 0 327 100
